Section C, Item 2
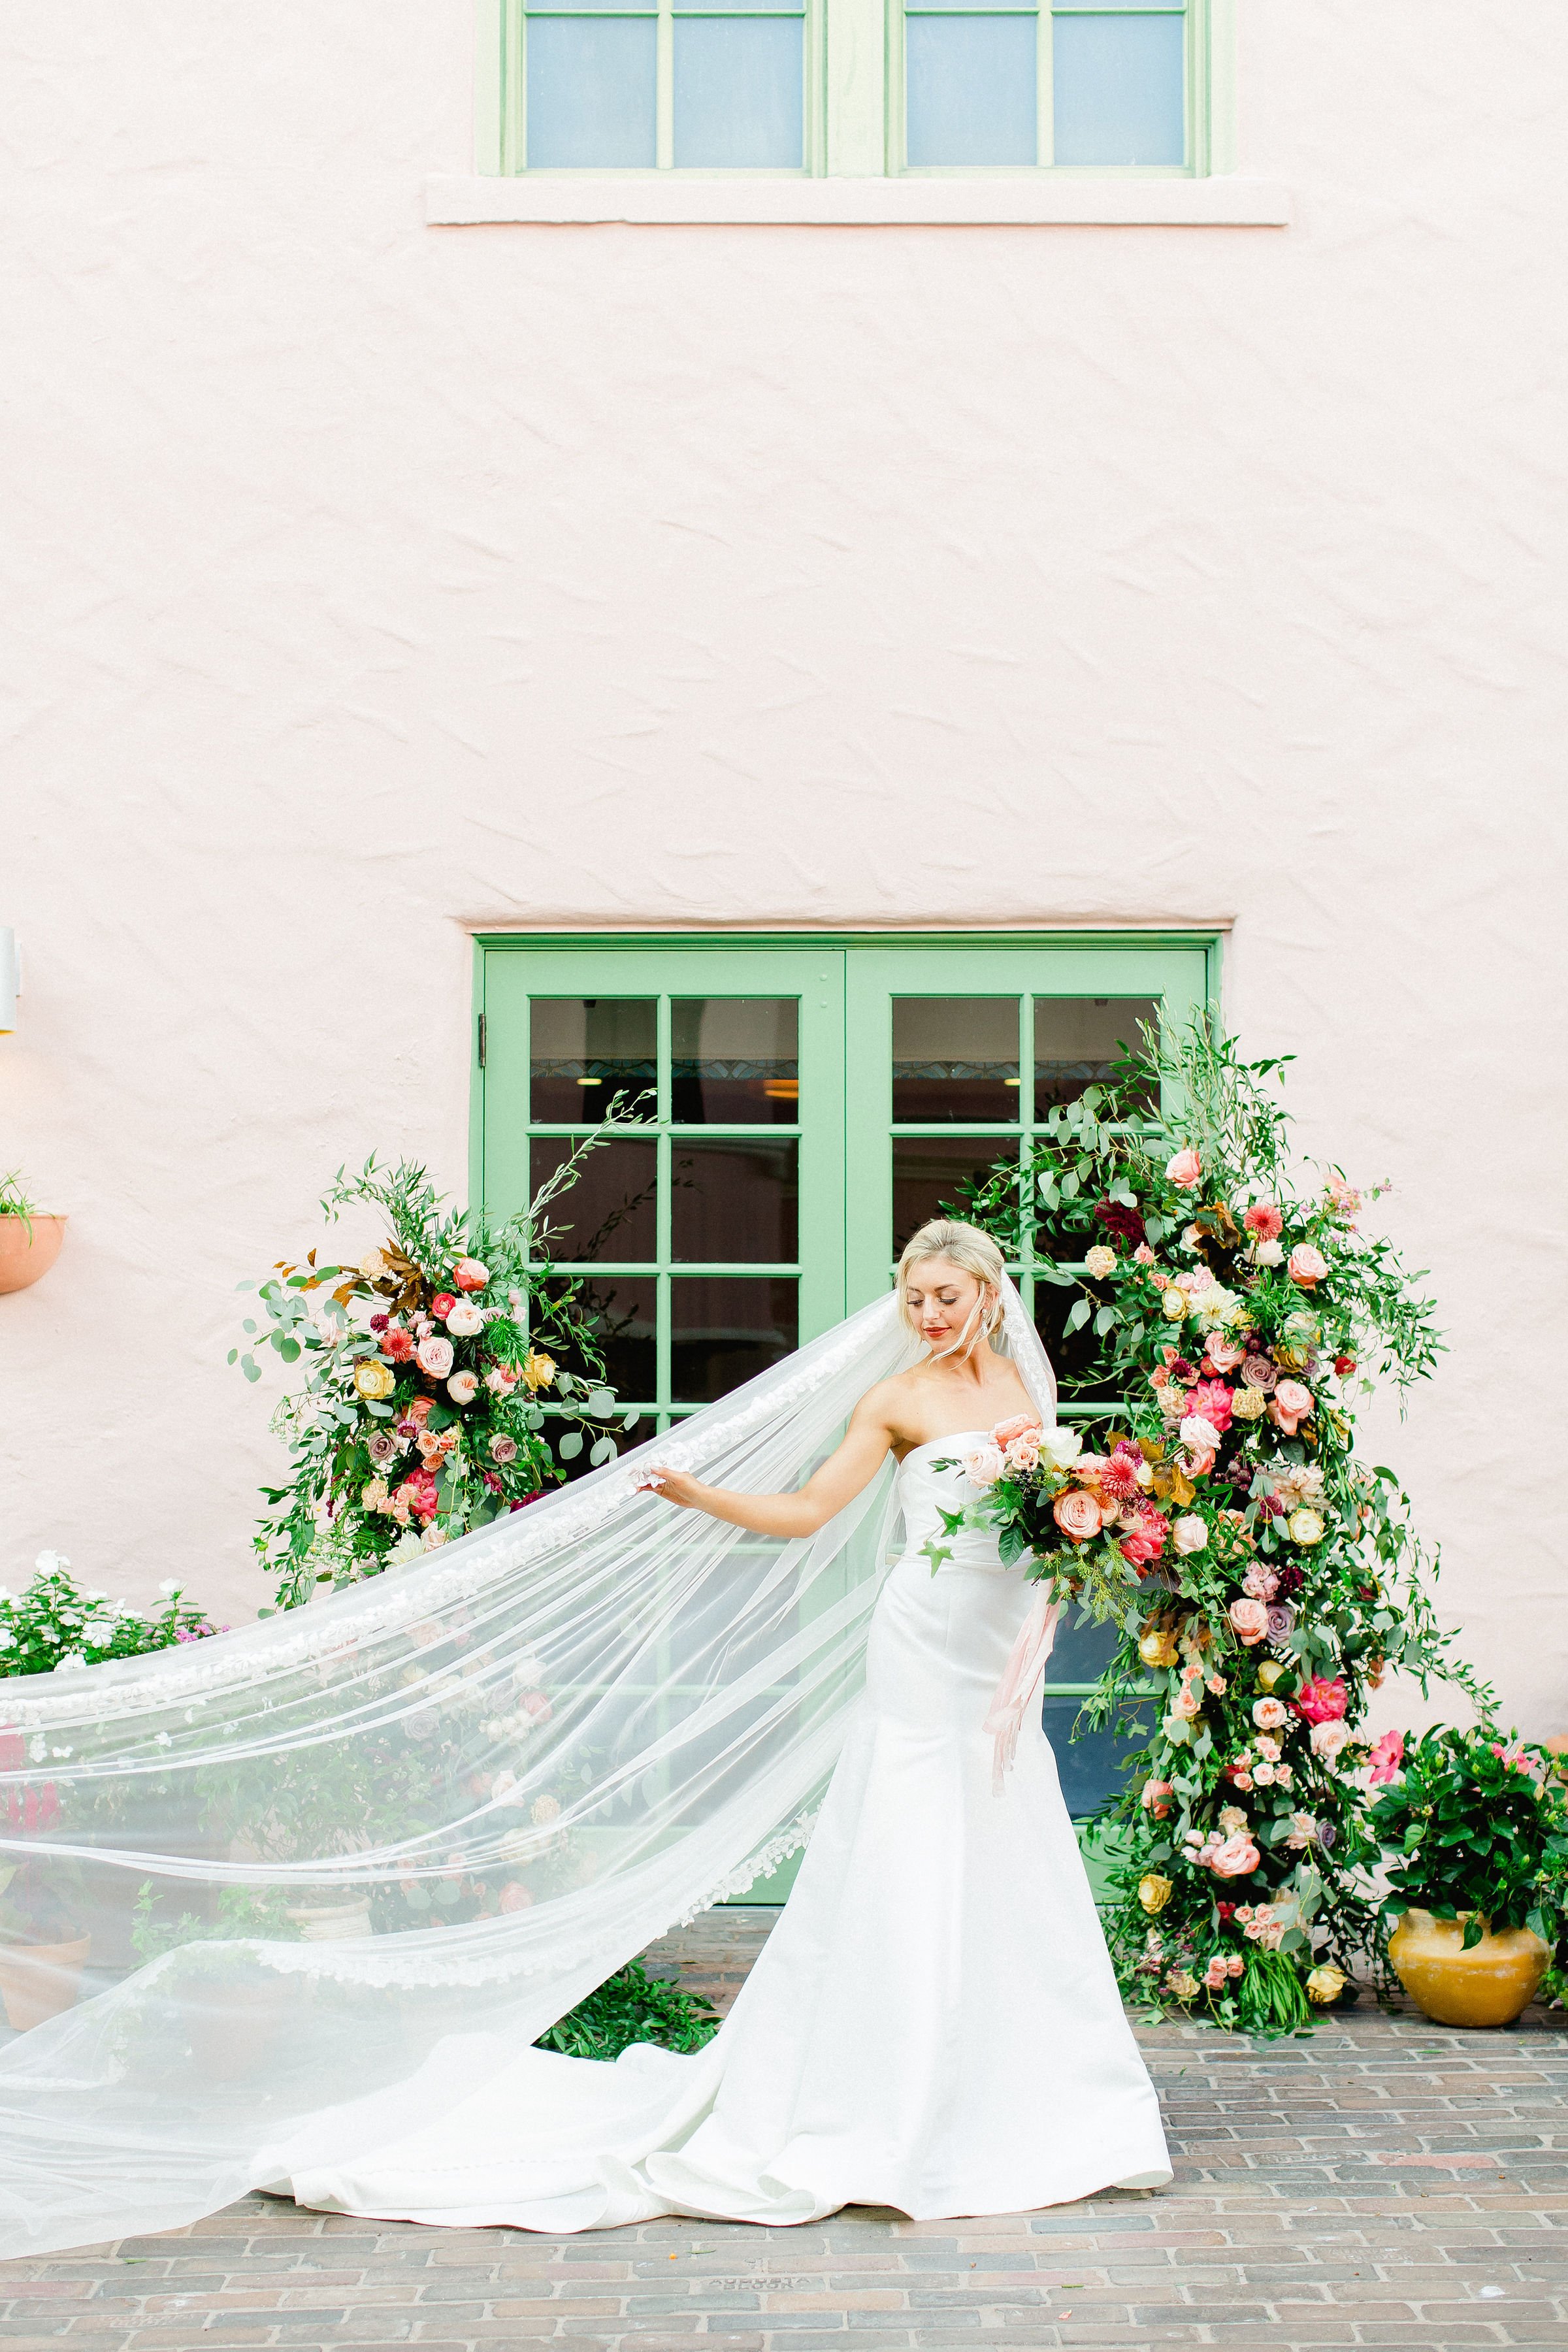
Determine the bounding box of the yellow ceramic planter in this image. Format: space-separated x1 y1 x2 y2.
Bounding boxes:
1388 1908 1549 2028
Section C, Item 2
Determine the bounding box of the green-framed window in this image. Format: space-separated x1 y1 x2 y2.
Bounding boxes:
475 932 1216 1854
481 0 1222 176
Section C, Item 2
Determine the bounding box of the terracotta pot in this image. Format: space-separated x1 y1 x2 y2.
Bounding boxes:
0 1934 92 2030
1388 1908 1549 2028
0 1215 67 1296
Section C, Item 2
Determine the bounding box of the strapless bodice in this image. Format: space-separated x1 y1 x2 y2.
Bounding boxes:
895 1433 1010 1573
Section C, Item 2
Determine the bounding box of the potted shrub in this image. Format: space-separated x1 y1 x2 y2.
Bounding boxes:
1367 1725 1568 2026
0 1171 66 1295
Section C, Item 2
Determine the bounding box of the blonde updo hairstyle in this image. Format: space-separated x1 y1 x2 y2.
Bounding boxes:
896 1218 1007 1349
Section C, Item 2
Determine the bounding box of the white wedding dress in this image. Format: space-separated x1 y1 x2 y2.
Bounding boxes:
272 1436 1171 2228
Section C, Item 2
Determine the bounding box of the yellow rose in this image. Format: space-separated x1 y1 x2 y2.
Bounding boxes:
1275 1345 1311 1373
1256 1659 1288 1693
523 1350 557 1392
1306 1965 1347 2006
1138 1627 1179 1670
1161 1289 1188 1321
1229 1386 1267 1422
1166 1969 1200 2002
1137 1874 1173 1915
354 1360 395 1401
1287 1508 1325 1546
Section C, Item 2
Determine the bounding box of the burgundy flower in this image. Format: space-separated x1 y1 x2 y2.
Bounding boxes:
1093 1198 1147 1247
369 1313 389 1332
1273 1561 1305 1598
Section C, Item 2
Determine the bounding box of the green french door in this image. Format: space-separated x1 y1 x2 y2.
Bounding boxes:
476 932 1215 1850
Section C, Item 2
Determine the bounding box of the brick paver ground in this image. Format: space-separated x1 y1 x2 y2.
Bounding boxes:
4 1908 1565 2351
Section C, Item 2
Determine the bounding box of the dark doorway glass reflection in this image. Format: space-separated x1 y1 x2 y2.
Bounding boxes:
672 1278 798 1403
1041 1695 1154 1818
672 998 799 1124
529 1138 658 1264
892 999 1021 1123
531 998 657 1124
892 1136 1017 1256
1033 997 1159 1119
545 1275 657 1402
671 1138 798 1264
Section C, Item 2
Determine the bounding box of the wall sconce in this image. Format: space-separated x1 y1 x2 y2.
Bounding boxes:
0 931 17 1033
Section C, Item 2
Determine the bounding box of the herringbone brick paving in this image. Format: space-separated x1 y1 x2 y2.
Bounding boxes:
3 1910 1565 2351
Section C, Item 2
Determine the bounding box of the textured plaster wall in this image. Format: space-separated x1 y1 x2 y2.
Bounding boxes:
1 1 1564 1730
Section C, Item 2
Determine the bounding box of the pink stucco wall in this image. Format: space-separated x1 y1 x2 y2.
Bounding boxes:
1 3 1563 1729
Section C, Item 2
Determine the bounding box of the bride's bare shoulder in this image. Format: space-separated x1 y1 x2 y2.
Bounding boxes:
851 1369 929 1433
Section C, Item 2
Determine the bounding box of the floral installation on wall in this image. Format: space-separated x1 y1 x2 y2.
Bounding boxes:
960 1019 1493 2034
235 1139 636 1609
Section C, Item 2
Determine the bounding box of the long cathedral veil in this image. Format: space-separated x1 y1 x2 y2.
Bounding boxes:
0 1279 1056 2258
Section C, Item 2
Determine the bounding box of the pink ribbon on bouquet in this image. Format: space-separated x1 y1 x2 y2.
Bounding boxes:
983 1584 1063 1795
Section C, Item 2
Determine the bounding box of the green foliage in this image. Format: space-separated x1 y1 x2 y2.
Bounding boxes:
236 1117 644 1608
536 1959 720 2061
958 1012 1488 2032
1367 1727 1568 1948
0 1168 37 1237
0 1552 222 1677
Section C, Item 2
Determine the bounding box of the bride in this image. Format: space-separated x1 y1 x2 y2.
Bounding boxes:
0 1220 1168 2255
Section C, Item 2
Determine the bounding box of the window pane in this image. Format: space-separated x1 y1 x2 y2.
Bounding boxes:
530 998 657 1122
671 1139 799 1263
1033 1279 1114 1397
674 17 804 166
1044 1611 1120 1686
892 1136 1016 1256
1052 11 1184 167
672 998 798 1124
1042 1694 1153 1816
527 18 658 167
672 1277 798 1401
1032 996 1158 1119
529 1138 658 1263
906 16 1037 168
547 1274 658 1399
892 998 1021 1123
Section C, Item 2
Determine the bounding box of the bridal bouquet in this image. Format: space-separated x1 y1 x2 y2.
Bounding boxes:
924 1414 1242 1634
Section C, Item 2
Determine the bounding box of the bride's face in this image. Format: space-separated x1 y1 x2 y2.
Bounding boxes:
904 1258 992 1353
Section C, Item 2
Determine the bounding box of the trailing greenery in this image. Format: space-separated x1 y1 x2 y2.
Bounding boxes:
958 1014 1490 2031
236 1124 642 1607
536 1959 721 2061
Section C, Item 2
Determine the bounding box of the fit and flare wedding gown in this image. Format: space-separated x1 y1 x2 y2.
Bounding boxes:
271 1436 1171 2227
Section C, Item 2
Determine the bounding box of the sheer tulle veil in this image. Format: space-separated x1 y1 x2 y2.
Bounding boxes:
0 1279 1056 2257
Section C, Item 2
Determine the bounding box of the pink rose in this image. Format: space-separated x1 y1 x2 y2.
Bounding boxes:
1293 1674 1348 1725
1165 1147 1203 1189
1133 1243 1156 1266
1310 1719 1354 1762
1268 1379 1313 1435
430 1293 457 1320
1208 1833 1260 1879
498 1882 534 1913
1179 1414 1223 1456
963 1441 1004 1488
489 1433 519 1465
451 1257 490 1292
446 1369 480 1407
1205 1335 1246 1374
1242 1564 1279 1601
1366 1729 1405 1786
1251 1695 1289 1730
1288 1243 1328 1288
1140 1779 1175 1818
485 1364 520 1394
991 1414 1041 1448
1004 1431 1041 1472
1119 1509 1169 1567
416 1335 455 1379
519 1688 553 1721
1053 1489 1103 1543
1228 1597 1269 1646
1188 1380 1233 1433
1244 1202 1284 1241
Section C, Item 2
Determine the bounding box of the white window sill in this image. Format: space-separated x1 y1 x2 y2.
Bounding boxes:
425 174 1290 228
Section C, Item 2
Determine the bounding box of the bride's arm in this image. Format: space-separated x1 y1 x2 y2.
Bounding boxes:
641 1388 901 1537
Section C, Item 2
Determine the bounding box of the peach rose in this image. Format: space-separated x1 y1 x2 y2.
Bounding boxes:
446 1369 480 1407
1207 1833 1260 1878
1171 1514 1208 1556
1139 1778 1175 1818
1288 1243 1329 1288
1205 1335 1246 1374
1165 1147 1203 1189
1085 1245 1117 1280
1244 1202 1284 1241
963 1441 1004 1488
498 1882 534 1912
991 1414 1041 1448
451 1257 490 1292
1053 1489 1103 1543
1252 1695 1289 1729
1268 1379 1313 1435
444 1298 484 1338
1004 1430 1041 1472
1228 1597 1269 1646
1310 1718 1354 1762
